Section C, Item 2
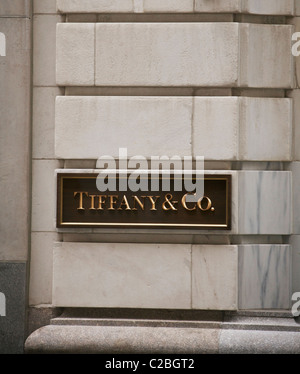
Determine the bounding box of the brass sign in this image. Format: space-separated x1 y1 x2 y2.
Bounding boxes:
57 173 231 230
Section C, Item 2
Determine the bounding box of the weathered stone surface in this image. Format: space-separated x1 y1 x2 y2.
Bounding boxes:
33 0 57 14
56 22 292 88
296 0 300 15
25 324 220 354
27 305 63 336
195 0 240 13
239 24 293 88
29 232 60 305
242 0 294 15
55 96 192 158
95 23 238 87
290 236 300 294
24 312 300 353
0 263 27 354
143 0 194 12
238 245 291 309
57 0 134 13
192 245 238 310
32 87 63 159
193 97 239 160
291 162 300 234
0 0 30 16
238 171 292 235
287 90 300 161
31 160 62 232
33 15 63 86
55 96 292 161
219 329 300 354
0 18 31 261
53 242 192 309
56 23 94 86
239 98 292 161
56 0 295 15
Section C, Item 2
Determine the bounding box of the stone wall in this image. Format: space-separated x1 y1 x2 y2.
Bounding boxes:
0 0 31 353
2 0 300 353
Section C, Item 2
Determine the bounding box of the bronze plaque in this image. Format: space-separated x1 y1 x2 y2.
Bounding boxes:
57 173 231 230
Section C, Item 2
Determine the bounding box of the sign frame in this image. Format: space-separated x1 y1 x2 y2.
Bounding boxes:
56 172 231 230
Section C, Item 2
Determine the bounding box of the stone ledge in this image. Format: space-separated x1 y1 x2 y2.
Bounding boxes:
25 324 220 354
25 312 300 354
56 0 295 15
51 317 221 330
219 330 300 354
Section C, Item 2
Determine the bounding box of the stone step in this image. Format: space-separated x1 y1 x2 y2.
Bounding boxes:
25 322 300 354
25 312 300 354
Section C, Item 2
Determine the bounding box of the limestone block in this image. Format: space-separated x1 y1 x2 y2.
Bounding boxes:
32 87 63 159
133 0 143 13
239 24 293 88
57 0 133 13
0 18 31 261
242 0 294 15
238 245 291 309
194 0 240 13
55 96 192 158
29 232 60 305
193 97 239 160
296 0 300 16
192 245 238 310
95 23 239 87
57 22 292 88
192 97 291 161
143 0 194 12
34 0 57 14
33 15 63 86
0 0 30 16
57 0 294 14
53 243 191 309
56 23 94 86
239 97 292 161
32 160 61 232
55 95 292 161
238 171 292 235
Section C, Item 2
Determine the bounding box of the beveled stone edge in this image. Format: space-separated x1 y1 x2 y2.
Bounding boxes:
24 318 300 354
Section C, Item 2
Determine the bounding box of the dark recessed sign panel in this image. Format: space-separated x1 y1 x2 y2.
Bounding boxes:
57 173 231 230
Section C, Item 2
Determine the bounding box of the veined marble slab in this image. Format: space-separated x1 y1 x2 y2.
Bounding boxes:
238 171 292 235
192 245 238 310
290 236 300 294
239 245 291 309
